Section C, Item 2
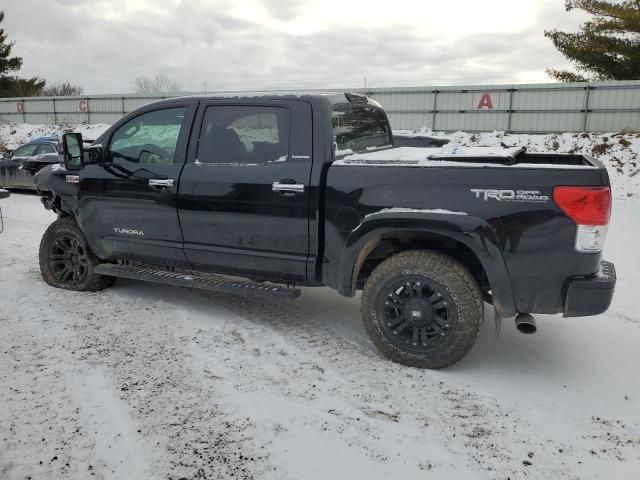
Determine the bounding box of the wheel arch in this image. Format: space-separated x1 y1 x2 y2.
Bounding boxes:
331 214 517 318
39 189 73 217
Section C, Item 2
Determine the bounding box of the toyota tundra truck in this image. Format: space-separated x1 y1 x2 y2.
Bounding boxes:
33 92 616 368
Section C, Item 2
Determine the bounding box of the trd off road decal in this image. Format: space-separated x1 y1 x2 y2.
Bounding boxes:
470 188 549 203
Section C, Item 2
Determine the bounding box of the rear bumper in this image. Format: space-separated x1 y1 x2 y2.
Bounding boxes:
564 260 616 317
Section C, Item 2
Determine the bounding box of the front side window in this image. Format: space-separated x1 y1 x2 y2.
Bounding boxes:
110 107 186 165
197 106 289 164
12 144 39 157
332 105 392 155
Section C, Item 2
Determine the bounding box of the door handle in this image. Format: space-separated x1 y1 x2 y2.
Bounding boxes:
149 178 174 188
272 182 304 194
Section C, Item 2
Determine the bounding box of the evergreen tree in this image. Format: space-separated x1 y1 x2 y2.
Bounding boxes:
0 11 22 77
545 1 640 81
0 10 45 97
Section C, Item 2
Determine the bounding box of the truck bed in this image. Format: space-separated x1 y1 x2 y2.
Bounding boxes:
334 146 601 169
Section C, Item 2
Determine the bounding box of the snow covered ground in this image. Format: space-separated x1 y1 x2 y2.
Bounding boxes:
1 124 639 479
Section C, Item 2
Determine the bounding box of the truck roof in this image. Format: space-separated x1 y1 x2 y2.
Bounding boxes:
29 136 59 144
146 92 381 109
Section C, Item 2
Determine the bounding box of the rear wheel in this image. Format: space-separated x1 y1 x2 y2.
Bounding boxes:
361 250 482 369
39 217 115 291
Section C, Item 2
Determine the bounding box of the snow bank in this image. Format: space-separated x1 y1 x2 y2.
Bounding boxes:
1 122 637 197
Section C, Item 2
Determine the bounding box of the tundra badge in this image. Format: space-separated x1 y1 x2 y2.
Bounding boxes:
113 227 145 236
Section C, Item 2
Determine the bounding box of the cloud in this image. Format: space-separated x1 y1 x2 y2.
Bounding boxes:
1 0 586 94
260 0 307 21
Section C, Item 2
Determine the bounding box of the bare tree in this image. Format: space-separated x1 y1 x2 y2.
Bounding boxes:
41 80 84 96
133 73 182 94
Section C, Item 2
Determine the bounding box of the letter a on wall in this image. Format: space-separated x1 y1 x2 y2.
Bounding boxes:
477 93 494 110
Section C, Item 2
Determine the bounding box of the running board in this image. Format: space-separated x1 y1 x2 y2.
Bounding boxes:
94 263 301 299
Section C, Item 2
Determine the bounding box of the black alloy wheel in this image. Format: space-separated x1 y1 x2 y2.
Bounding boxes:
49 234 89 283
361 250 483 369
380 277 456 353
39 217 115 291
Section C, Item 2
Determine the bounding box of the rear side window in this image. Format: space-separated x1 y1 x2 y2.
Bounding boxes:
197 106 290 164
38 144 58 154
332 105 392 155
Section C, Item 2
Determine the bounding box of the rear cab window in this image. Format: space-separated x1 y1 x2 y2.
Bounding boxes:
332 104 392 156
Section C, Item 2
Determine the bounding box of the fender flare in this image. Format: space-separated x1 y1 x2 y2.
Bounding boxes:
333 211 517 318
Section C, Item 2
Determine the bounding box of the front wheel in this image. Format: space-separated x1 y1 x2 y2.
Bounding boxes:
39 217 115 291
361 250 483 369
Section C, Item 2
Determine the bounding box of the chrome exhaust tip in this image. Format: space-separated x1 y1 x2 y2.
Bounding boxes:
515 313 537 334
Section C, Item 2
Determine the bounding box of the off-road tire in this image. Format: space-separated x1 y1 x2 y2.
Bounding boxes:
39 217 115 291
361 250 483 369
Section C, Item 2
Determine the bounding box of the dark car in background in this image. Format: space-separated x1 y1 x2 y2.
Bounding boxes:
0 136 60 190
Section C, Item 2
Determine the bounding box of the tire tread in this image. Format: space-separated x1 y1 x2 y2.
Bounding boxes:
361 249 483 369
39 217 115 292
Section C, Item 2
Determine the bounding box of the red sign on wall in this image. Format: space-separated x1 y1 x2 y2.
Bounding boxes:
79 99 88 112
16 102 24 113
476 93 494 110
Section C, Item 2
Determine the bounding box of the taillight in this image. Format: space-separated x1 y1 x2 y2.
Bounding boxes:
553 186 611 253
553 187 611 225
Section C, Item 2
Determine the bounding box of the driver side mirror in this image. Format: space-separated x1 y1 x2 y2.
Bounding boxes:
62 133 84 170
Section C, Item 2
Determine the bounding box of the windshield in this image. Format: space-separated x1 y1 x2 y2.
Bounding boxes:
332 105 392 155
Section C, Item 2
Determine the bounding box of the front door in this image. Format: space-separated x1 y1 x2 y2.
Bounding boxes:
178 100 313 281
0 143 39 188
76 104 195 266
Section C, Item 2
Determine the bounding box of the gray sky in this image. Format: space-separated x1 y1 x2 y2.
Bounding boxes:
3 0 589 94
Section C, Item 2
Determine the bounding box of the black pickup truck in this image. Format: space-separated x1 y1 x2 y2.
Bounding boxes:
34 93 616 368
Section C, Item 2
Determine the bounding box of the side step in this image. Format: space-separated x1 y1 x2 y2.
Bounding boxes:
94 263 301 299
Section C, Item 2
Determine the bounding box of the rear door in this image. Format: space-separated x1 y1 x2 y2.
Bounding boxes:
178 100 313 281
76 103 196 266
